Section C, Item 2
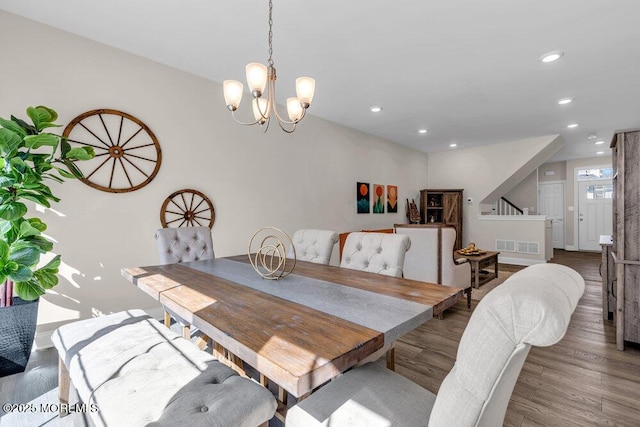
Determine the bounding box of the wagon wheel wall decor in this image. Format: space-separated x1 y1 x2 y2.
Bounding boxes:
62 109 162 193
161 189 215 228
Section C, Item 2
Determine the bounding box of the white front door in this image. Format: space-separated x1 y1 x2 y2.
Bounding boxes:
578 180 613 251
539 182 565 248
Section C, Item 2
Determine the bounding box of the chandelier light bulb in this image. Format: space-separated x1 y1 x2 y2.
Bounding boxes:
296 77 316 108
287 97 304 122
246 63 268 97
252 98 270 124
223 80 244 111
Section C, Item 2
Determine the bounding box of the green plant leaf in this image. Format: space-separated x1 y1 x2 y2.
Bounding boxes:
23 235 53 253
51 168 74 179
19 220 41 238
27 106 59 132
27 218 46 232
9 265 33 282
40 254 60 271
9 242 41 266
66 146 95 160
0 220 11 236
16 192 52 208
60 139 71 156
14 279 44 301
0 176 15 188
61 159 84 179
24 133 59 149
0 202 27 221
0 239 9 261
0 117 27 137
34 269 58 289
0 128 23 153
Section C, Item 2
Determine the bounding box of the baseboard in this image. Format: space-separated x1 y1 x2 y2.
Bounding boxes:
498 256 546 266
564 245 577 251
34 329 54 350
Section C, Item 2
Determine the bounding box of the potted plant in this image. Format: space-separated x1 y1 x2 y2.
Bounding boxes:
0 106 94 376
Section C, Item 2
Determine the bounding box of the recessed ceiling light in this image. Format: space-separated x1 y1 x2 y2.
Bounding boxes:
370 106 383 113
540 51 564 63
567 123 578 128
449 143 457 148
588 134 598 139
596 151 605 155
557 98 573 105
418 129 428 134
595 140 605 145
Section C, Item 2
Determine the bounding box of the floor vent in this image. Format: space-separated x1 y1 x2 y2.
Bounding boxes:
496 239 516 252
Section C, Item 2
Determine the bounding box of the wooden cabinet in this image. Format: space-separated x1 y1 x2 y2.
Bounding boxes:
420 189 463 250
611 129 640 349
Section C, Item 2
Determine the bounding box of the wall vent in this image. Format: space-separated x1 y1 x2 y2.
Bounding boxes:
517 241 540 254
496 239 516 252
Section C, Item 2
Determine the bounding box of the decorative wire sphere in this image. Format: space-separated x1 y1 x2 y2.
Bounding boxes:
248 227 296 280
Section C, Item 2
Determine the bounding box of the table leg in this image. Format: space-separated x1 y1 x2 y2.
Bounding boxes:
466 288 471 308
386 347 395 371
474 262 480 289
494 257 499 281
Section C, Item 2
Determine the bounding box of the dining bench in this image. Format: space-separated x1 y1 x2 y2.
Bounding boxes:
51 309 276 427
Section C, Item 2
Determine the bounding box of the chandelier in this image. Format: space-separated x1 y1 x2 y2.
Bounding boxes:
223 0 315 133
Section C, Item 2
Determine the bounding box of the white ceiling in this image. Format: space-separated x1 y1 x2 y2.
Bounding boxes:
2 0 639 161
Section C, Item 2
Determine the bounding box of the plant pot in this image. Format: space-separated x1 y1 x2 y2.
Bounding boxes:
0 297 39 377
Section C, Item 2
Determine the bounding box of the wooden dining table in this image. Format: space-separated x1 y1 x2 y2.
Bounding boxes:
122 255 462 405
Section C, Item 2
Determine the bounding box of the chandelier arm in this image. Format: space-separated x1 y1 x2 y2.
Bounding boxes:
229 110 266 127
267 76 304 127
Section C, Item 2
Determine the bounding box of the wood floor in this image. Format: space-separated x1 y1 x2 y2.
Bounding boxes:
395 249 640 426
2 250 639 426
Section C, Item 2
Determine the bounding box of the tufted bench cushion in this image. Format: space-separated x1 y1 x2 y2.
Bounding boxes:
340 232 411 277
52 310 276 427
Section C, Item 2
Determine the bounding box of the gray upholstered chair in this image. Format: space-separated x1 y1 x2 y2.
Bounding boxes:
155 226 214 264
340 232 411 278
155 226 214 343
288 229 339 265
286 263 585 427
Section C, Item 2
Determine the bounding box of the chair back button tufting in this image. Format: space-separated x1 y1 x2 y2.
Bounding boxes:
200 406 209 413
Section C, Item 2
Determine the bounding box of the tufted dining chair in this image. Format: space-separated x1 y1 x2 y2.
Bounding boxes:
340 232 411 278
288 229 339 265
285 263 585 427
155 226 214 345
155 226 214 264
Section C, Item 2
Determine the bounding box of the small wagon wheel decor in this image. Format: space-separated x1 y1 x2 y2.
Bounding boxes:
62 109 162 193
160 189 215 228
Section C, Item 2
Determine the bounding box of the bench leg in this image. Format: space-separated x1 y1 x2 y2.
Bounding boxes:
164 310 171 328
194 333 211 350
58 357 70 418
386 347 396 371
181 324 191 340
467 288 472 308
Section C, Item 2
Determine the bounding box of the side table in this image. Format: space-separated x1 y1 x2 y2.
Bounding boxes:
456 251 500 289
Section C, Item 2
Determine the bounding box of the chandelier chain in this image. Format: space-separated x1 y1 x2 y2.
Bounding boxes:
268 0 274 66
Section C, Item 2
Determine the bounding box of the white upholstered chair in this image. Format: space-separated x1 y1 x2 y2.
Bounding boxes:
396 225 472 308
288 229 339 265
155 226 214 344
286 263 585 427
340 232 411 278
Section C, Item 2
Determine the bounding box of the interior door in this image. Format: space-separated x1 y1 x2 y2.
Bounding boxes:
538 182 565 248
578 180 613 251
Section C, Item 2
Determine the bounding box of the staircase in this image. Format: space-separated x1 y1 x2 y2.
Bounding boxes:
494 197 524 216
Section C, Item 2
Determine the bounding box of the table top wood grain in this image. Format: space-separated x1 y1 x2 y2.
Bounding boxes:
123 256 462 397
